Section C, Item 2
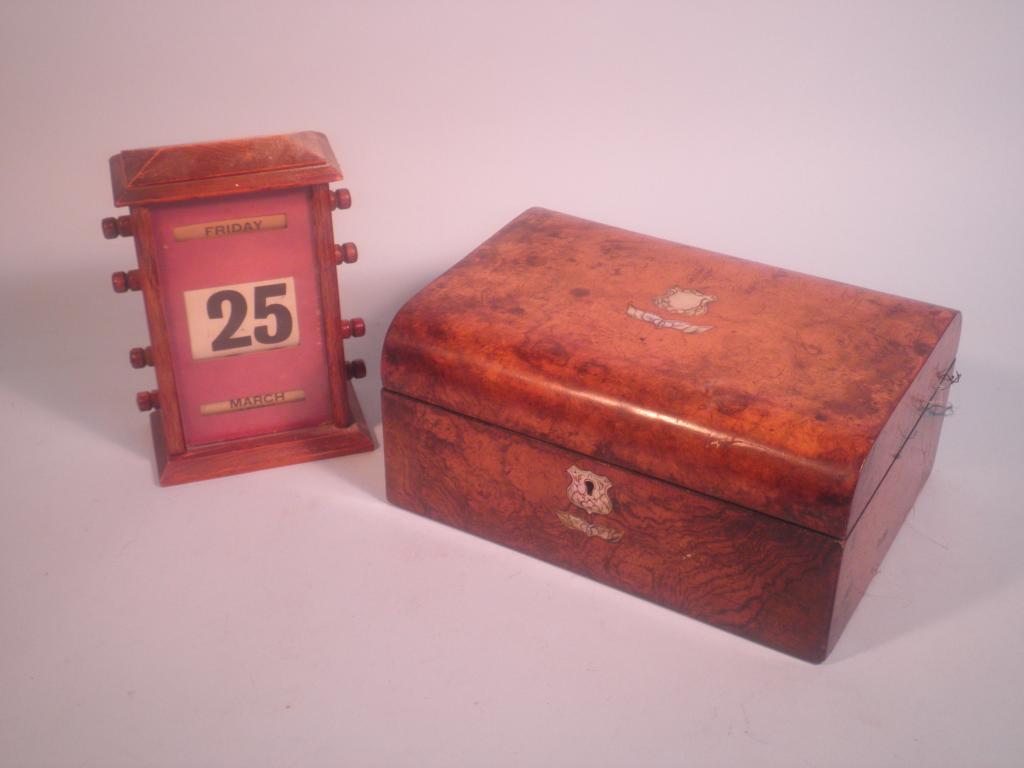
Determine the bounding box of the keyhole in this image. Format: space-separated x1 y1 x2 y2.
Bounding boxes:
584 480 595 496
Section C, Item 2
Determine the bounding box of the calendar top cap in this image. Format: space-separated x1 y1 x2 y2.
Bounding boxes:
109 131 343 207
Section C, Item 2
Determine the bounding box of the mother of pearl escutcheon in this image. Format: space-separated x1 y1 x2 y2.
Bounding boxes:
555 465 623 542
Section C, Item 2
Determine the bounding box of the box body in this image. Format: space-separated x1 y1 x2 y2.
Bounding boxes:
381 208 960 661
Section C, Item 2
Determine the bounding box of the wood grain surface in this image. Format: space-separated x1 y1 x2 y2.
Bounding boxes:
382 208 961 537
384 390 842 662
383 379 952 662
828 377 953 650
381 208 962 660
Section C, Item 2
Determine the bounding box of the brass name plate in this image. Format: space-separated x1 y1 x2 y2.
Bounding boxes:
200 389 305 416
174 214 287 242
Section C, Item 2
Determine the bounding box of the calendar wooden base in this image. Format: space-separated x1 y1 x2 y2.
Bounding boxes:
150 383 374 486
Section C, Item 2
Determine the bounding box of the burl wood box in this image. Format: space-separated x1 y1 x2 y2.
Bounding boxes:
381 208 961 662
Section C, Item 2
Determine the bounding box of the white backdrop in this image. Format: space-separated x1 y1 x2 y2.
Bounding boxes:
1 2 1021 766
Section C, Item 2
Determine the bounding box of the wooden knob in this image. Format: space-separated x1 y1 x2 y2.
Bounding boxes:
331 188 352 210
334 243 359 265
136 390 160 411
102 215 133 239
341 318 366 338
129 346 153 369
346 359 367 379
111 270 141 293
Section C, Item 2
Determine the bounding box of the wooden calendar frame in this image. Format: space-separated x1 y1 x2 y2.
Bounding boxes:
104 132 373 485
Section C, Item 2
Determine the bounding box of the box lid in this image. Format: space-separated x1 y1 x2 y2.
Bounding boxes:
382 208 961 538
109 131 342 206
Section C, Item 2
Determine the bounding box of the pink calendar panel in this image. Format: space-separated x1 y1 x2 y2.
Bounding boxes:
151 188 332 448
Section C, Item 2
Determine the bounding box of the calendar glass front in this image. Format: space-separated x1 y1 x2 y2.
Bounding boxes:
151 187 332 447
